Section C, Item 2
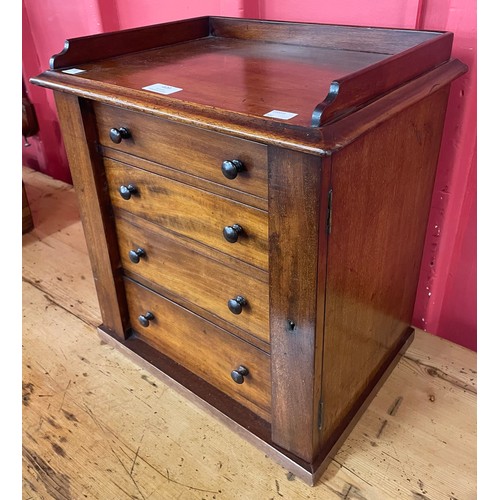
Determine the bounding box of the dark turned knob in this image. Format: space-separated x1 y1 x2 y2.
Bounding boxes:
221 159 244 180
109 127 131 144
138 311 154 328
119 184 137 200
228 295 247 315
128 248 146 264
223 224 243 243
231 365 249 384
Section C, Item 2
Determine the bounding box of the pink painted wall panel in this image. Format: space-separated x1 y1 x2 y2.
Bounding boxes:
438 150 476 350
113 0 221 29
412 0 477 350
22 1 477 350
258 0 422 28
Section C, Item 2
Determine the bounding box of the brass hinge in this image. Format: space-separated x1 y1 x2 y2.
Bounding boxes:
326 188 333 235
318 399 324 431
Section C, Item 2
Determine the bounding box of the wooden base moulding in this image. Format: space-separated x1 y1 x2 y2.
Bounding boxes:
98 325 414 485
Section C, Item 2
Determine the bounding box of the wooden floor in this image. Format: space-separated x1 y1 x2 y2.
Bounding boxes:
22 167 477 500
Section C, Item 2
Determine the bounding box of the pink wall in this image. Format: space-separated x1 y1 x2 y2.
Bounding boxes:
257 0 422 28
411 0 477 351
22 1 477 350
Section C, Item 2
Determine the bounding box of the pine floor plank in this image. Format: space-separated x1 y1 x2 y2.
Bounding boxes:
22 168 101 327
22 167 476 499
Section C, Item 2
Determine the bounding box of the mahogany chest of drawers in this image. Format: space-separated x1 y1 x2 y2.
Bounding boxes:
32 16 466 484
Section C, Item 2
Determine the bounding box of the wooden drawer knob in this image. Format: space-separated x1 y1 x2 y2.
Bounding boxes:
228 295 247 315
119 184 138 200
221 159 244 180
231 365 249 384
109 127 131 144
223 224 243 243
128 248 146 263
138 311 154 327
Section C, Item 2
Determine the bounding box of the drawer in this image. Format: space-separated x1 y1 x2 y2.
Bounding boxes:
115 213 270 343
124 278 271 421
95 103 268 200
105 158 268 270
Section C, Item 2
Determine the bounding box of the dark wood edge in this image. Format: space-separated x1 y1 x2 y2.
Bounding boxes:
30 71 331 156
268 150 324 462
53 94 129 338
310 327 415 481
99 324 271 432
311 32 454 127
50 17 210 69
97 324 414 486
30 56 466 155
328 58 468 151
49 14 447 71
312 158 333 455
97 326 319 485
209 17 444 51
49 15 446 71
311 82 340 127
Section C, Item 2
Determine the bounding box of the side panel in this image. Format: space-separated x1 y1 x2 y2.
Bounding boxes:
269 147 330 462
320 88 451 447
54 93 128 338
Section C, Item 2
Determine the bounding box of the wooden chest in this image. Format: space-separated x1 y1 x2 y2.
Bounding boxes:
31 16 466 484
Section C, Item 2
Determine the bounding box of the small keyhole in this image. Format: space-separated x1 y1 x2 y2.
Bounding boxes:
287 320 296 332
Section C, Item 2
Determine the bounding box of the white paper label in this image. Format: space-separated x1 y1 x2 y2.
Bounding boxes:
142 83 183 95
62 68 86 75
263 110 298 120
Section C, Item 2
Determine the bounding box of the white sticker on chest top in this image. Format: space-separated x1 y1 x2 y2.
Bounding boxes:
62 68 86 75
142 83 183 95
263 110 298 120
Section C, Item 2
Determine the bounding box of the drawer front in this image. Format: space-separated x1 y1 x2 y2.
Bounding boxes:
105 158 269 270
125 279 271 420
115 214 270 343
95 103 268 200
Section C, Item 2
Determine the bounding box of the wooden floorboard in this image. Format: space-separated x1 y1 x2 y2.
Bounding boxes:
22 166 477 499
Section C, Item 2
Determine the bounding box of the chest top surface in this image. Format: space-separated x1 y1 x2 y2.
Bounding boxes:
31 16 465 153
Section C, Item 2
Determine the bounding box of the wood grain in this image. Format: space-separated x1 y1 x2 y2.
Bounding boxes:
21 168 102 327
50 16 210 69
104 157 269 270
31 57 465 157
327 58 468 151
28 17 470 488
95 102 269 200
311 33 454 126
31 18 459 141
115 212 270 344
210 17 441 53
124 279 271 421
100 146 268 211
22 167 476 499
320 88 451 448
80 36 387 129
268 148 326 462
31 67 331 155
53 94 129 338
